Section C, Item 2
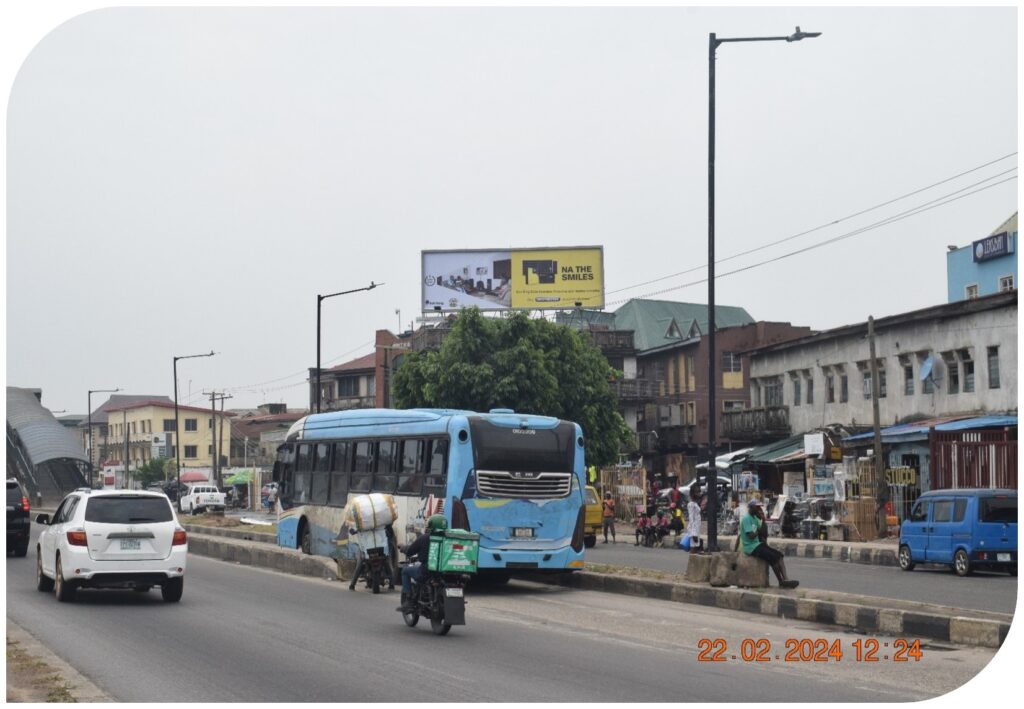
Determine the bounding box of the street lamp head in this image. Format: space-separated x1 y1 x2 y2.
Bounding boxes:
787 26 822 42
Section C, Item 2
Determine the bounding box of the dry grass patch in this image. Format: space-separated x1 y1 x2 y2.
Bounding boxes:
6 637 77 703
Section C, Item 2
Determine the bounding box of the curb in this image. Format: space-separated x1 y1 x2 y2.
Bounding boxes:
183 527 1008 649
526 571 1010 649
7 619 114 702
183 524 276 545
188 533 339 581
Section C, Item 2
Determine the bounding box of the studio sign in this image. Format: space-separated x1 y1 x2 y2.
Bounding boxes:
973 232 1012 262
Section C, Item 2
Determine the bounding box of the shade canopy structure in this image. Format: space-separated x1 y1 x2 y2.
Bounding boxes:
224 470 253 485
180 471 209 483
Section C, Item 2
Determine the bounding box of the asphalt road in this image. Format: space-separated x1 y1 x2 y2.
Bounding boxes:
5 530 1002 702
584 540 1019 615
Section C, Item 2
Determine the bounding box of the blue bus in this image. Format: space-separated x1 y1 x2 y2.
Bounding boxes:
272 407 587 577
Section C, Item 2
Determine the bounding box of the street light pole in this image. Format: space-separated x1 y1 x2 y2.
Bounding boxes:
87 388 120 488
315 281 382 414
173 350 216 510
706 27 820 552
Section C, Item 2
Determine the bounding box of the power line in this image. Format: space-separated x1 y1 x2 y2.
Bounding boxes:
607 152 1018 296
607 175 1017 305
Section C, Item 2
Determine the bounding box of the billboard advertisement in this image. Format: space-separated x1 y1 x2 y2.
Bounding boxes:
422 246 604 312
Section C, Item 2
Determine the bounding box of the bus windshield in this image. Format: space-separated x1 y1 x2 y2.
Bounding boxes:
469 419 575 473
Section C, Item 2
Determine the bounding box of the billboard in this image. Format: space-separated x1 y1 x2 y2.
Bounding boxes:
422 246 604 312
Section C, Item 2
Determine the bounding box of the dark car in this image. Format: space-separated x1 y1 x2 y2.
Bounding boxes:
6 478 31 557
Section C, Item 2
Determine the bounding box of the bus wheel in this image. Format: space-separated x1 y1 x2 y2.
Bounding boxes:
584 534 597 549
299 521 312 555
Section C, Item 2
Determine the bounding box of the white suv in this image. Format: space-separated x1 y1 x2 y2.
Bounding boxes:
35 489 188 602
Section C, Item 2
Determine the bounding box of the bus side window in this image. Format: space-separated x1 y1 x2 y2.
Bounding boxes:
351 441 374 493
374 440 399 493
328 442 351 506
294 443 313 504
311 443 331 504
397 440 424 495
424 438 448 496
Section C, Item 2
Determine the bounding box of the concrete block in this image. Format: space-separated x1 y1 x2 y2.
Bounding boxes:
950 619 1002 648
879 609 903 635
714 590 741 610
796 599 817 621
709 552 739 587
834 603 859 627
684 553 713 582
760 595 779 616
735 553 769 588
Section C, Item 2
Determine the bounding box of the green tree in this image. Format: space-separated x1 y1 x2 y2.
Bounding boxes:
134 457 170 488
392 309 633 466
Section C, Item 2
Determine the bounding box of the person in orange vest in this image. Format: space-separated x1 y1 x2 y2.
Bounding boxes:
601 492 617 544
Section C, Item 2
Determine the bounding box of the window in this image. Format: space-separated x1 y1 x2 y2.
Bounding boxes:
350 441 374 492
686 401 696 425
722 352 741 372
764 378 783 407
999 275 1014 292
961 349 975 393
424 438 448 495
904 364 914 396
862 371 872 400
792 377 801 407
184 445 197 459
980 497 1017 523
163 419 175 432
398 440 425 495
987 346 1000 389
932 500 953 523
337 377 359 398
185 418 198 432
293 443 313 504
328 442 351 505
86 496 173 524
722 401 745 411
806 376 813 405
311 443 331 504
953 498 967 523
943 352 959 394
374 440 399 493
826 374 835 403
910 501 927 522
840 374 849 403
879 369 887 398
208 445 213 455
965 284 979 299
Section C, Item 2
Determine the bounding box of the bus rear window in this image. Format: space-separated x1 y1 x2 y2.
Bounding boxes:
469 420 575 473
980 497 1017 523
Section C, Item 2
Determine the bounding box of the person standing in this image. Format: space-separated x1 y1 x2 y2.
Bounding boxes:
601 492 617 544
686 484 703 552
740 499 799 588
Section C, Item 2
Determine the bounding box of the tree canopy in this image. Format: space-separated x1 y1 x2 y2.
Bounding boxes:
392 309 633 466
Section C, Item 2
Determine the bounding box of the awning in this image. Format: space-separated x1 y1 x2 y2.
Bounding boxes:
180 471 209 483
742 435 806 465
695 447 754 470
224 470 254 485
843 415 1017 444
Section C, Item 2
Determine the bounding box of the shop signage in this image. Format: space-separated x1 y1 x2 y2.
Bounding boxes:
973 231 1012 262
422 246 605 312
804 433 825 457
830 447 842 461
885 466 918 485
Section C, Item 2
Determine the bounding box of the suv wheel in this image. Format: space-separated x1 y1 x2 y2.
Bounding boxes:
36 551 54 592
161 577 184 603
14 540 29 558
898 545 915 571
54 556 77 602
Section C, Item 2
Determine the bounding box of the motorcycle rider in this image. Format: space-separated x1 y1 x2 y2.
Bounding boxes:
396 514 448 612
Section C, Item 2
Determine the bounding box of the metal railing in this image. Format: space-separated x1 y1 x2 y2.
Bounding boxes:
721 406 790 438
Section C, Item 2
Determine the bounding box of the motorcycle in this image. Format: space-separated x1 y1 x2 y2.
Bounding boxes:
399 561 470 636
348 527 398 594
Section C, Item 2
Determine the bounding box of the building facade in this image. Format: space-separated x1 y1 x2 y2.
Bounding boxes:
103 400 234 470
734 291 1018 439
947 212 1017 302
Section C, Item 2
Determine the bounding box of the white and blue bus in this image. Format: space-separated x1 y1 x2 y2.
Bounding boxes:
272 407 588 576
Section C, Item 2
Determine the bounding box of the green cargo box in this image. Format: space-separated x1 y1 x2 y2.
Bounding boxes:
427 529 481 573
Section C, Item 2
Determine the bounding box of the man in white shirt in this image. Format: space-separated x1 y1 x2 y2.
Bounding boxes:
686 484 703 552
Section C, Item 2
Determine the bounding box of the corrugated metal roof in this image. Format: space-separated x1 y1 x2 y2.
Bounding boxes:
742 434 806 464
7 387 88 465
611 299 754 354
843 415 1017 443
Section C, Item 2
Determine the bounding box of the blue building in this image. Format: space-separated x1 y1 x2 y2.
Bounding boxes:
947 213 1017 302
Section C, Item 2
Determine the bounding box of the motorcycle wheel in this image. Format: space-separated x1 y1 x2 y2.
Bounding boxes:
430 617 452 636
371 569 381 594
402 609 419 627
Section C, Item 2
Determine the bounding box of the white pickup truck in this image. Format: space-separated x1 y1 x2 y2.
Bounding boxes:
180 484 226 515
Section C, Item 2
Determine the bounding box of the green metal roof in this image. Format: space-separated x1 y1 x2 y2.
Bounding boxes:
611 299 754 354
741 434 805 464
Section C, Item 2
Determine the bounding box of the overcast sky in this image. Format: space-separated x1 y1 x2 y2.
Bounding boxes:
5 5 1019 415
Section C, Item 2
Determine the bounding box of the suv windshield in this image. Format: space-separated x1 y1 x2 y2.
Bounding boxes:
85 496 174 524
980 497 1017 523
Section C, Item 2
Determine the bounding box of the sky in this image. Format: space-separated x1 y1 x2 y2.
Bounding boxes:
4 4 1019 417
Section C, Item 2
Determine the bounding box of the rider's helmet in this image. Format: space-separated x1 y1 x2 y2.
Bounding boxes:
427 514 448 533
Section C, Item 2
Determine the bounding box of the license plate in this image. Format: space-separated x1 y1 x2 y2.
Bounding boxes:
997 553 1011 562
445 587 464 598
513 528 534 538
120 539 141 551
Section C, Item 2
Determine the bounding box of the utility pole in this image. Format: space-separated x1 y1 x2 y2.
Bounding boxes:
867 316 886 539
218 393 231 488
123 409 129 490
204 391 232 489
